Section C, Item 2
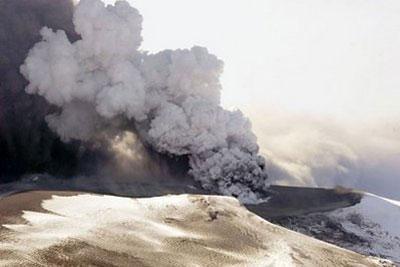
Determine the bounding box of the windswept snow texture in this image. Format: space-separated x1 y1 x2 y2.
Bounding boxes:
328 193 400 262
20 0 268 203
0 192 391 266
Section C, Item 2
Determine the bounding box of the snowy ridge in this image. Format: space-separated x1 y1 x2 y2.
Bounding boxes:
0 192 391 266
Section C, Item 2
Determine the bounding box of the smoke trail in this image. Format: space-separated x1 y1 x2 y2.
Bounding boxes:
20 0 268 203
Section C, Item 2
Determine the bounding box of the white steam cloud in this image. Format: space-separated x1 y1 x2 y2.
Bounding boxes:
20 0 268 203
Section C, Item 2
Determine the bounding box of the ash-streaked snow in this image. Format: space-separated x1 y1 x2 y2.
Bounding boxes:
0 191 392 266
329 193 400 262
274 192 400 264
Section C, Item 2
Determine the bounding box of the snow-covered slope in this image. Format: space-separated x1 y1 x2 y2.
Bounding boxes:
329 193 400 262
274 193 400 264
0 191 392 266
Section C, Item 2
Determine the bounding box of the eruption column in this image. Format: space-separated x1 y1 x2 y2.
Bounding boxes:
21 0 269 203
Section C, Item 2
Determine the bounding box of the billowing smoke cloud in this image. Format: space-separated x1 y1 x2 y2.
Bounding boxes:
20 0 268 203
0 0 83 182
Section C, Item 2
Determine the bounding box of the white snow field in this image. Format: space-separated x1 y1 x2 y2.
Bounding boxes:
0 191 393 266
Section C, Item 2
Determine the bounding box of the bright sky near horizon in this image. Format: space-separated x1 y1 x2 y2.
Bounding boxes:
103 0 400 120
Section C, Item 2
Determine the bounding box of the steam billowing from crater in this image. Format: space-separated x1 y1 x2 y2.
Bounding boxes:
20 0 268 203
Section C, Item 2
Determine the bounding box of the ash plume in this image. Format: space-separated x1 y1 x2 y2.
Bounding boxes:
0 0 82 181
20 0 268 203
0 0 194 186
